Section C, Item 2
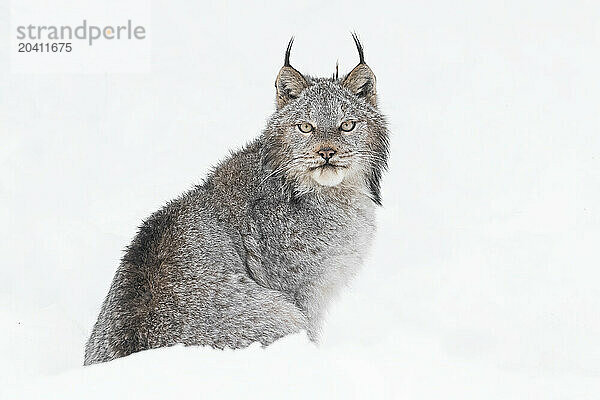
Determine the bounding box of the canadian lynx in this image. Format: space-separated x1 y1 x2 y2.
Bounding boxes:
84 34 389 365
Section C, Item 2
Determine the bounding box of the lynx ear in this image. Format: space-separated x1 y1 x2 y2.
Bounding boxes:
275 37 308 109
343 33 377 106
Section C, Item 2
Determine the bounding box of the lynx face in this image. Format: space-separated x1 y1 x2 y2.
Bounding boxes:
262 35 389 204
274 81 383 188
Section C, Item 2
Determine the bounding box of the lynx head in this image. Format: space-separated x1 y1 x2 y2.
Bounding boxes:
261 34 389 205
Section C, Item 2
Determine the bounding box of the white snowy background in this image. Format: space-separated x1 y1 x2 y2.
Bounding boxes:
1 0 599 398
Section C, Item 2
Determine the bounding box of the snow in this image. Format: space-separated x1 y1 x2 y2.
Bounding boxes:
1 0 599 398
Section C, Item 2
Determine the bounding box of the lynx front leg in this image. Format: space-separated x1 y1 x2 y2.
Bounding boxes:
180 274 310 349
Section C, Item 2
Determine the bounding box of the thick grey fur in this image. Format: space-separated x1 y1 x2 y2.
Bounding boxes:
84 35 389 365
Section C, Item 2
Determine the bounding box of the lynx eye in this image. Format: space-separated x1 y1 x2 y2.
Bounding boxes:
340 120 356 132
297 122 314 134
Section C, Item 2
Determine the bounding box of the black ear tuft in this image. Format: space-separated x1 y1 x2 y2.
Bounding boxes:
284 37 294 67
275 37 308 109
343 33 377 106
351 32 365 64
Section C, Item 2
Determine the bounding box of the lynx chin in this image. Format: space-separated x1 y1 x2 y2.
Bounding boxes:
84 34 389 365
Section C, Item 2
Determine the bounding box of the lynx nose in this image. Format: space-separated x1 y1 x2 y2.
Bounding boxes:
317 148 336 161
